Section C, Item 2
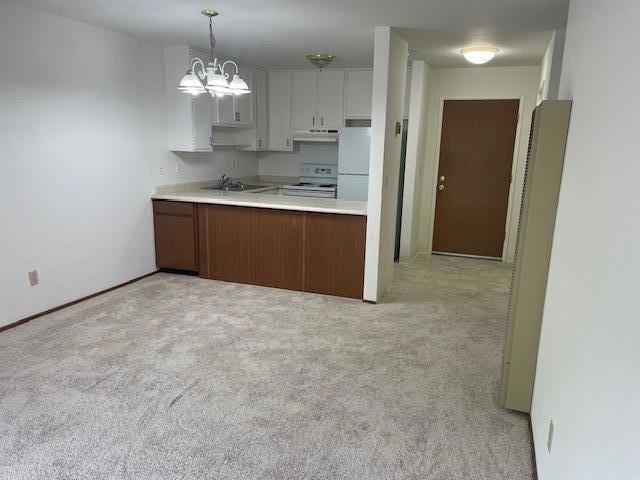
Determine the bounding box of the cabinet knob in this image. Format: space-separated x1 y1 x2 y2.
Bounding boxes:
438 184 445 191
312 116 315 126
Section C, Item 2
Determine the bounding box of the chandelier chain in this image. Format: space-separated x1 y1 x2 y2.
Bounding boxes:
208 17 216 65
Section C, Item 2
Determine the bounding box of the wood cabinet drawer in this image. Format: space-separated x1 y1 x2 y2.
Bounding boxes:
153 200 194 216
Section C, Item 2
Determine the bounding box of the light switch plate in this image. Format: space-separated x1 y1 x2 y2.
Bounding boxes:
28 270 39 286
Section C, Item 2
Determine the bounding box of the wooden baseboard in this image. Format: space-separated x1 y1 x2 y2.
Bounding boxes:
0 271 158 334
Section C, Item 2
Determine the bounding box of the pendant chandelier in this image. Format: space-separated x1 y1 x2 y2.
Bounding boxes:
178 10 250 97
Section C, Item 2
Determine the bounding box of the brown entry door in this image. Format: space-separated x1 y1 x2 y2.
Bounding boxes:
432 99 519 258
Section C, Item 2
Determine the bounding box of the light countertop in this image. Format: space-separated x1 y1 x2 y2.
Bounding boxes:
151 181 368 216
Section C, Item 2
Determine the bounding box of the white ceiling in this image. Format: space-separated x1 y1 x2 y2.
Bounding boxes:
11 0 569 68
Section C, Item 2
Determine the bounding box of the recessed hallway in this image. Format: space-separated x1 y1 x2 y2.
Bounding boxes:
0 256 533 479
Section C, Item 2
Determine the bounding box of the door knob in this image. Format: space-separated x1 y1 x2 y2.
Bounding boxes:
439 176 446 182
438 184 445 191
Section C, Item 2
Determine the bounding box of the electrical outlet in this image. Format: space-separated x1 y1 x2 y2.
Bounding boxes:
158 164 165 176
174 161 181 174
28 270 39 286
547 420 554 453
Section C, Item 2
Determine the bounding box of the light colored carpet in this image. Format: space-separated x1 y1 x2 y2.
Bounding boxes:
0 255 533 480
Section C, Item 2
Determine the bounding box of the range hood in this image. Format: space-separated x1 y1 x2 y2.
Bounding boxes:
293 129 339 143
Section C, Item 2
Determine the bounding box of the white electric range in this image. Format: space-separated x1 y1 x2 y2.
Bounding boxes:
281 163 338 198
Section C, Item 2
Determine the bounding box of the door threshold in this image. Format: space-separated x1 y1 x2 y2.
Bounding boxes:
432 251 502 261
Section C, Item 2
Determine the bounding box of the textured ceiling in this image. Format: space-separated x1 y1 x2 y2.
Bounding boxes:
10 0 569 68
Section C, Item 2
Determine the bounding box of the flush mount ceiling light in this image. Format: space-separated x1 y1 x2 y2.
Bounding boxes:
306 53 336 69
461 47 500 65
178 10 250 97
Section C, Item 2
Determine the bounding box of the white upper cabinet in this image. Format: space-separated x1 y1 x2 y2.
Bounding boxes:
255 69 268 150
267 70 293 151
236 68 268 151
212 62 254 127
317 70 345 128
345 69 373 119
292 70 317 129
164 46 213 152
235 65 253 126
215 91 235 125
292 69 345 130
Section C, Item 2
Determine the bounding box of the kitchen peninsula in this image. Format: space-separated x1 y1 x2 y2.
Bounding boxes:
151 184 368 299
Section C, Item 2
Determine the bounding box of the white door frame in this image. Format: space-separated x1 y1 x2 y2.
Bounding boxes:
426 95 525 262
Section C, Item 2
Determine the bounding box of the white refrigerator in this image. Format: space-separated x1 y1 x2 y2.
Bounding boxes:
337 127 371 201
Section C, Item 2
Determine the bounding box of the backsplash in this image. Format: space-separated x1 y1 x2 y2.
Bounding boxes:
258 142 339 177
156 148 260 186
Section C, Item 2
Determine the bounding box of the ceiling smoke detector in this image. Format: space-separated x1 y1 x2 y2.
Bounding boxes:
306 53 336 69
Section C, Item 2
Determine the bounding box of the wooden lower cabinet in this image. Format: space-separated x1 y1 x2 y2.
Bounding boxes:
254 209 305 291
152 200 198 272
198 204 255 284
196 204 366 299
304 213 367 299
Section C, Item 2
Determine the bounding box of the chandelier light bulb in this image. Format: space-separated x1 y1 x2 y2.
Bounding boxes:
178 70 206 95
229 74 250 95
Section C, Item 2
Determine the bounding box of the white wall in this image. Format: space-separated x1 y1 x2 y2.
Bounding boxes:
531 1 640 479
0 2 257 327
547 30 566 101
537 32 556 104
417 66 540 262
537 30 566 104
160 149 259 186
363 27 408 302
400 61 431 260
258 143 338 178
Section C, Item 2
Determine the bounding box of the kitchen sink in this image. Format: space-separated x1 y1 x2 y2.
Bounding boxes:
204 184 266 192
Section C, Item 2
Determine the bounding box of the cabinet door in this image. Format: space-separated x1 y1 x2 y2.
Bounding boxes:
153 201 198 271
317 70 345 128
166 46 215 152
254 209 304 290
345 69 373 119
214 93 235 125
304 213 366 299
234 65 253 126
267 70 293 151
255 69 268 150
292 70 318 129
193 95 213 150
198 205 256 284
